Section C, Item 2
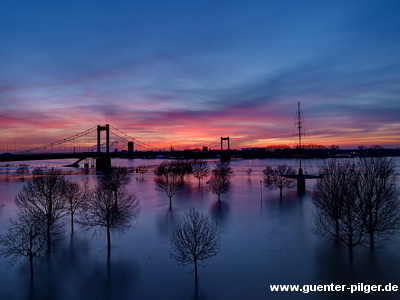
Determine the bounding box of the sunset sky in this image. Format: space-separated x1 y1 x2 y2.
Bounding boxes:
1 0 400 152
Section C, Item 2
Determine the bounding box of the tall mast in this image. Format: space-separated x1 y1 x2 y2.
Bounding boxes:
297 101 302 150
297 101 303 173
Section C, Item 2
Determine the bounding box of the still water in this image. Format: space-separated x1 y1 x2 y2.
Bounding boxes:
0 158 399 300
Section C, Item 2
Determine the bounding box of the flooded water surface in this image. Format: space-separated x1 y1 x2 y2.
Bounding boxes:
1 158 400 300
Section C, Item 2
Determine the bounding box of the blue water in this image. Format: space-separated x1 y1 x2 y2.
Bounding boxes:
0 158 399 300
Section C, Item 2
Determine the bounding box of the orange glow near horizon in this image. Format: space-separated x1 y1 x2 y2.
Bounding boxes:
1 93 400 152
2 122 399 154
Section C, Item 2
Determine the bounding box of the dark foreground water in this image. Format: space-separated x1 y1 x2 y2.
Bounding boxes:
0 158 399 300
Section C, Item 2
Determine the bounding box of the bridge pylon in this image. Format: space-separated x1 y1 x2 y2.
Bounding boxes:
221 137 230 151
97 124 110 153
96 124 111 170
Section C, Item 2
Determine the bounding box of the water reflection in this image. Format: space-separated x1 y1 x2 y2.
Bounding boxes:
1 158 400 300
24 234 140 300
210 201 229 224
156 208 180 237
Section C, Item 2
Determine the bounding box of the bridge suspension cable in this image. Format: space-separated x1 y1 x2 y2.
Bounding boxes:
229 138 243 150
109 125 160 151
206 137 243 150
207 138 222 150
15 126 98 154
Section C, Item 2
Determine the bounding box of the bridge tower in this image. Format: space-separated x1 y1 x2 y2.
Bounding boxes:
220 137 231 161
97 124 110 153
96 124 111 170
128 141 134 152
220 137 230 151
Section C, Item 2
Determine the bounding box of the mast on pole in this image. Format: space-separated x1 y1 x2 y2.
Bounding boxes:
296 101 303 175
285 101 322 193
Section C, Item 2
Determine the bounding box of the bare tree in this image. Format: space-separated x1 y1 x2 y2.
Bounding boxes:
245 168 252 177
78 186 140 254
154 162 182 208
170 208 221 282
172 160 193 184
99 167 131 208
208 162 233 202
312 160 366 259
356 157 400 248
263 165 296 198
14 167 69 252
192 159 209 185
0 210 47 277
136 165 148 179
312 160 349 237
64 180 87 234
16 164 29 180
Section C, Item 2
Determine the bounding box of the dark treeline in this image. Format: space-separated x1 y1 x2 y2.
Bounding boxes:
118 145 400 160
2 145 400 164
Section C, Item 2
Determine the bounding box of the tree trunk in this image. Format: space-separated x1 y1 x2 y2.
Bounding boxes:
107 226 111 254
29 254 34 278
348 245 353 261
169 196 172 208
370 232 375 249
47 219 52 253
71 212 74 234
194 259 198 283
348 231 354 260
335 219 340 241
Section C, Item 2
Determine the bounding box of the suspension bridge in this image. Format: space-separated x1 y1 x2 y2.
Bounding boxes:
0 124 245 169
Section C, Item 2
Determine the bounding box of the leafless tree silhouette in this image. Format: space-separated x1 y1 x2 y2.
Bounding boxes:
16 164 29 180
0 210 47 277
64 180 87 234
170 208 221 282
172 160 193 184
356 156 400 248
191 159 209 185
313 158 400 257
312 160 365 259
155 162 182 208
208 162 233 202
136 165 148 179
14 167 69 252
263 165 296 198
78 180 140 254
99 167 131 207
312 160 349 237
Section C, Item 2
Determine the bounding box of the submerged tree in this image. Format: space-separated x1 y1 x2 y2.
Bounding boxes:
0 211 47 277
16 164 29 180
208 162 233 202
170 208 221 282
191 160 210 185
263 165 296 198
172 160 193 184
154 161 182 208
78 184 140 254
312 160 365 259
99 167 131 208
245 168 253 177
14 167 69 252
356 157 400 248
136 165 148 179
64 180 87 234
312 160 349 237
313 158 400 258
